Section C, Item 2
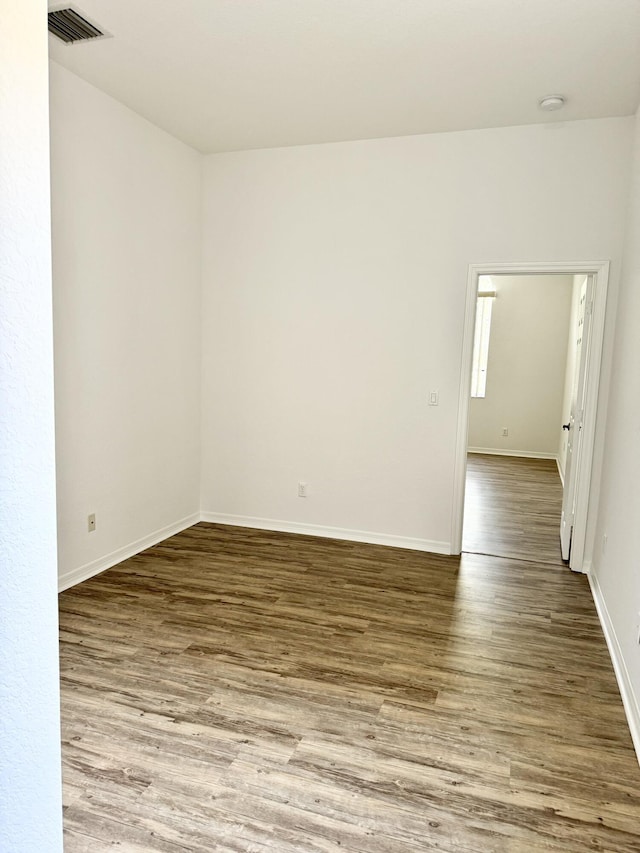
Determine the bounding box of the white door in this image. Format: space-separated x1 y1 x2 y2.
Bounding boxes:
560 275 592 561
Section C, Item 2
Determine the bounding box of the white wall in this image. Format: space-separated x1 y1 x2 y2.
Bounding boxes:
0 2 63 850
558 274 586 479
50 63 203 588
591 107 640 755
200 118 632 551
468 274 573 457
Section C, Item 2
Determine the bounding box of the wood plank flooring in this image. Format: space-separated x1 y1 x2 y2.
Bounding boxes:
59 522 640 851
463 453 565 565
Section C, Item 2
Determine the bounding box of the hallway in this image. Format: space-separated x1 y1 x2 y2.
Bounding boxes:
462 453 564 566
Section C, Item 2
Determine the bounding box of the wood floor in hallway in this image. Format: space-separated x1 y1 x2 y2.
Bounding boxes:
463 453 565 566
59 522 640 852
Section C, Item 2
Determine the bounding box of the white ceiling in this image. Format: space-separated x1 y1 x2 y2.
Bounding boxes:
48 0 640 154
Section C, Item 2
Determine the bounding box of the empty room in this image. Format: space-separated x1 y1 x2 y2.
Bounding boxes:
3 2 640 852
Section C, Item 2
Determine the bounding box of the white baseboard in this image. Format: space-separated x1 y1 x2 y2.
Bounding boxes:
200 511 451 555
587 568 640 766
468 447 558 461
59 510 452 592
58 512 200 592
557 457 565 487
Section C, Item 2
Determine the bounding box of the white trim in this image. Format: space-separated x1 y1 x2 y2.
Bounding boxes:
58 513 200 592
200 511 451 555
569 267 609 571
556 457 565 487
451 260 610 574
587 569 640 766
451 262 480 557
468 447 558 461
470 293 494 398
58 510 452 592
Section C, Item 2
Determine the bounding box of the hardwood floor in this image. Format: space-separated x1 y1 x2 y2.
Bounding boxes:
59 522 640 851
463 453 565 565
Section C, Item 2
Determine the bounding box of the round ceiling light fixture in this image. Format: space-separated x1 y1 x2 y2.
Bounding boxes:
539 95 565 112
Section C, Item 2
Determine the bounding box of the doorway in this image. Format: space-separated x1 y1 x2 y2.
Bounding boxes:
451 262 610 572
463 452 566 564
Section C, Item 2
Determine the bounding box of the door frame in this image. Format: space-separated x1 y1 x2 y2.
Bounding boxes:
451 260 610 571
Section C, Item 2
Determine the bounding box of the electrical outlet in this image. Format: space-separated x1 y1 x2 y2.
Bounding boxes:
298 482 307 498
428 390 439 406
602 533 608 554
87 513 96 532
502 427 509 437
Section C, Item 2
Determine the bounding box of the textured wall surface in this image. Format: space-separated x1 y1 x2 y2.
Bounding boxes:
0 2 63 850
592 105 640 752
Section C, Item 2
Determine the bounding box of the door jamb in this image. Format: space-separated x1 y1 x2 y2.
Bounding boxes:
450 260 610 572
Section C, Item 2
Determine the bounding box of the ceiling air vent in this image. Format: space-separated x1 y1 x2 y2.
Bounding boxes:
48 7 106 43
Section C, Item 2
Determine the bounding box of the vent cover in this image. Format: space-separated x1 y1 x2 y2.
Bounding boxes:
48 7 105 43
